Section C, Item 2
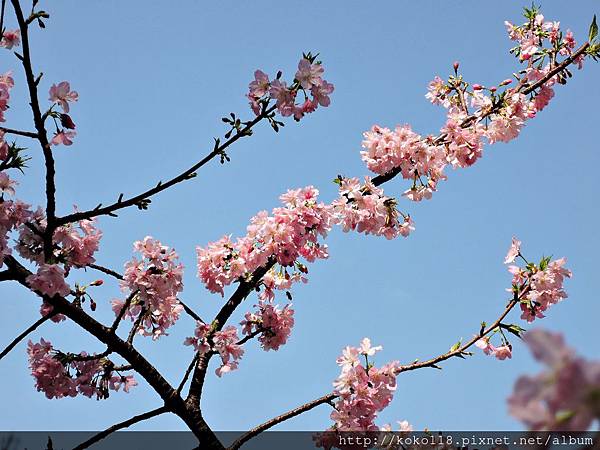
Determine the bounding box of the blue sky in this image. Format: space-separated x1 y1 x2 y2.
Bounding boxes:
0 0 599 434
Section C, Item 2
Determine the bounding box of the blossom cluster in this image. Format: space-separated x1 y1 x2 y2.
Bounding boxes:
49 81 78 146
184 323 244 377
0 71 14 132
197 186 334 296
247 54 334 121
27 338 137 400
240 299 295 351
0 30 20 50
329 338 400 431
508 329 600 431
361 9 586 202
16 208 102 270
332 176 415 238
0 173 31 266
111 237 184 340
504 237 571 322
475 337 513 361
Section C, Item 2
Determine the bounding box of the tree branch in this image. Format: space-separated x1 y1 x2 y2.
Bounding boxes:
0 311 56 362
10 0 56 259
229 394 337 450
0 126 38 139
72 406 170 450
186 259 275 407
2 255 221 446
233 294 524 448
55 105 277 227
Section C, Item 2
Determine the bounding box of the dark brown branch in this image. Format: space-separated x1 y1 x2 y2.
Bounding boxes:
55 105 277 227
0 311 55 362
179 298 205 324
110 290 137 333
186 259 275 407
10 0 55 259
228 394 337 450
177 353 199 395
127 307 147 343
88 263 123 280
0 269 13 281
233 294 523 448
72 406 169 450
0 126 38 138
3 255 220 445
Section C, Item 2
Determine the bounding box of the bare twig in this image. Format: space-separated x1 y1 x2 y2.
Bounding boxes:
110 290 138 333
0 311 56 362
72 406 170 450
229 394 337 450
0 126 38 138
55 105 277 226
88 263 124 281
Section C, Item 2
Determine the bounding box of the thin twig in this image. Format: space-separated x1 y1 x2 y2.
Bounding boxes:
232 294 524 448
0 126 38 138
0 311 56 362
88 263 124 280
229 394 336 450
55 105 277 227
178 298 205 324
110 290 138 333
72 406 169 450
177 353 198 395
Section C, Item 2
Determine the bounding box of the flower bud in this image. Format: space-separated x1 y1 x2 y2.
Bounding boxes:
90 279 103 286
453 61 460 72
499 78 513 86
472 83 483 91
60 113 76 130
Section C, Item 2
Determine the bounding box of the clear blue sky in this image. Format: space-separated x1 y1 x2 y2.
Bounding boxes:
1 0 598 433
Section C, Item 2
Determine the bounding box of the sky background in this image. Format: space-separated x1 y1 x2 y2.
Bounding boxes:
0 0 599 436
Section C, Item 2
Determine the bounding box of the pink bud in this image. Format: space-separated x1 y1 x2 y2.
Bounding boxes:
499 78 513 86
453 61 460 71
472 84 483 91
90 279 103 286
490 86 497 92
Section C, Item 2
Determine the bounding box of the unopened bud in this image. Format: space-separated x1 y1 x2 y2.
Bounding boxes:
60 113 76 129
90 279 104 286
499 78 513 86
472 84 483 91
489 86 497 92
453 61 460 72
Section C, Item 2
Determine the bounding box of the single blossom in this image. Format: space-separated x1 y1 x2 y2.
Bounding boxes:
49 81 78 113
51 130 76 146
0 30 20 49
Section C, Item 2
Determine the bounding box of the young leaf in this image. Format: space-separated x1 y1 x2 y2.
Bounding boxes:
589 15 598 43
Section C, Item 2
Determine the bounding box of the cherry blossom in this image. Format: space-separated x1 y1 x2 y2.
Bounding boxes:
113 236 184 339
0 30 20 49
49 81 78 113
328 339 400 431
509 329 600 431
240 299 295 351
184 323 244 377
51 130 76 146
26 264 71 298
27 339 137 399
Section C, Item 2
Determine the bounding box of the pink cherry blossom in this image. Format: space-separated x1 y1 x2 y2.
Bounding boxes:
504 236 521 264
49 81 78 113
26 264 71 298
509 329 600 431
493 345 512 360
248 70 270 98
27 339 137 399
51 130 76 146
0 30 20 49
295 58 324 90
310 80 334 107
0 171 17 196
240 299 295 351
114 237 184 339
329 339 400 431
